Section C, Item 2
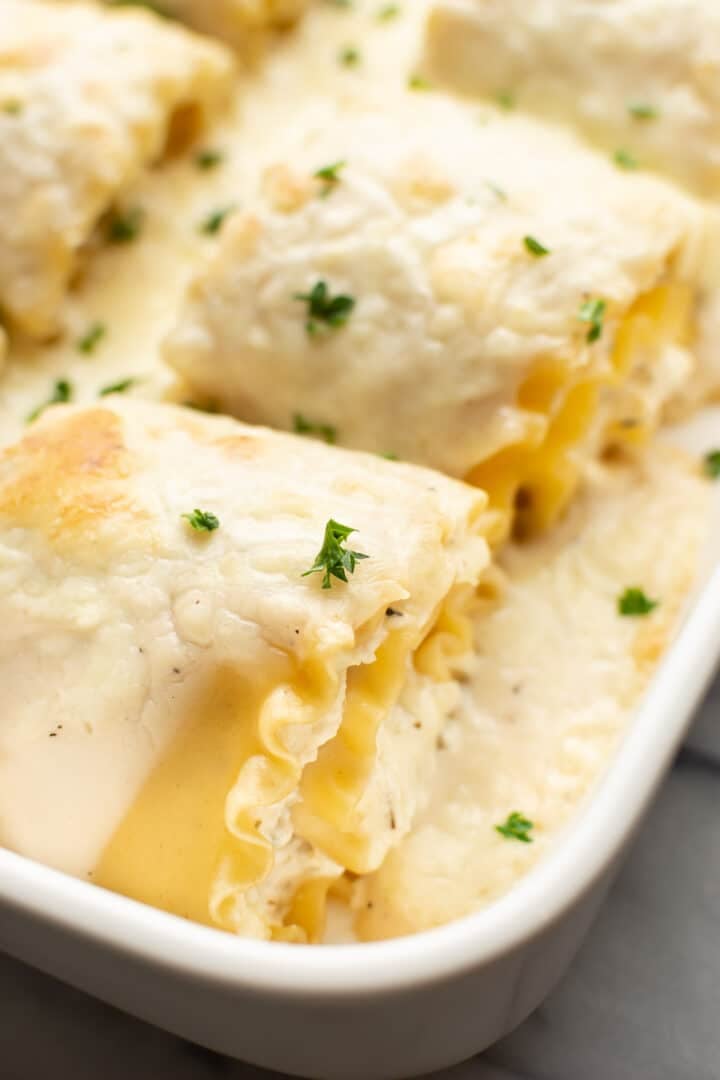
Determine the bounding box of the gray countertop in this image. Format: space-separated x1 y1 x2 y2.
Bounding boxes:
2 676 719 1080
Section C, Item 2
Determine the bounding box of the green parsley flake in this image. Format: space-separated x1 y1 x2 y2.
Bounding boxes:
303 519 368 589
495 812 534 843
27 378 73 423
194 148 224 170
703 449 720 479
524 235 550 257
200 205 236 235
618 587 659 617
408 74 432 91
496 91 515 110
182 509 220 533
578 298 606 343
98 377 137 397
628 102 659 121
2 100 22 115
107 206 144 244
314 160 346 197
76 322 106 355
377 3 400 19
293 413 337 444
339 45 361 67
294 281 355 335
485 180 507 201
614 148 639 170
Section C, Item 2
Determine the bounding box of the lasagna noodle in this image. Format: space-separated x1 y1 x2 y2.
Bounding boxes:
424 0 720 200
292 583 479 874
351 445 710 941
0 398 492 941
0 0 233 340
164 92 713 541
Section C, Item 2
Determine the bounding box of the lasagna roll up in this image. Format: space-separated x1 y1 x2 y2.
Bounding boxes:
0 0 233 340
0 399 493 942
165 94 715 539
424 0 720 199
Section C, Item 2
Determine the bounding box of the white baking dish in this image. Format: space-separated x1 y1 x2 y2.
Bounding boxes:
1 426 718 1080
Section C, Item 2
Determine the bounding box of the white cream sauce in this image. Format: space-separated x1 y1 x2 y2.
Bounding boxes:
350 443 716 941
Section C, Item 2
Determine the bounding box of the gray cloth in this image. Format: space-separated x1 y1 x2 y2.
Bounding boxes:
1 678 719 1080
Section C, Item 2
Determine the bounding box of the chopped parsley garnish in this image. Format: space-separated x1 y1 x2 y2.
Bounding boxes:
485 180 507 201
578 298 606 343
294 280 355 335
496 91 516 110
199 205 236 235
76 322 106 355
293 413 337 444
524 235 550 257
380 451 399 460
182 509 220 533
27 378 73 423
408 74 432 91
314 160 346 197
703 449 720 479
495 812 534 843
302 519 368 589
618 587 659 616
377 3 400 18
107 206 144 244
98 377 137 397
614 148 638 170
628 102 659 121
339 45 361 67
194 147 224 170
2 99 22 115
